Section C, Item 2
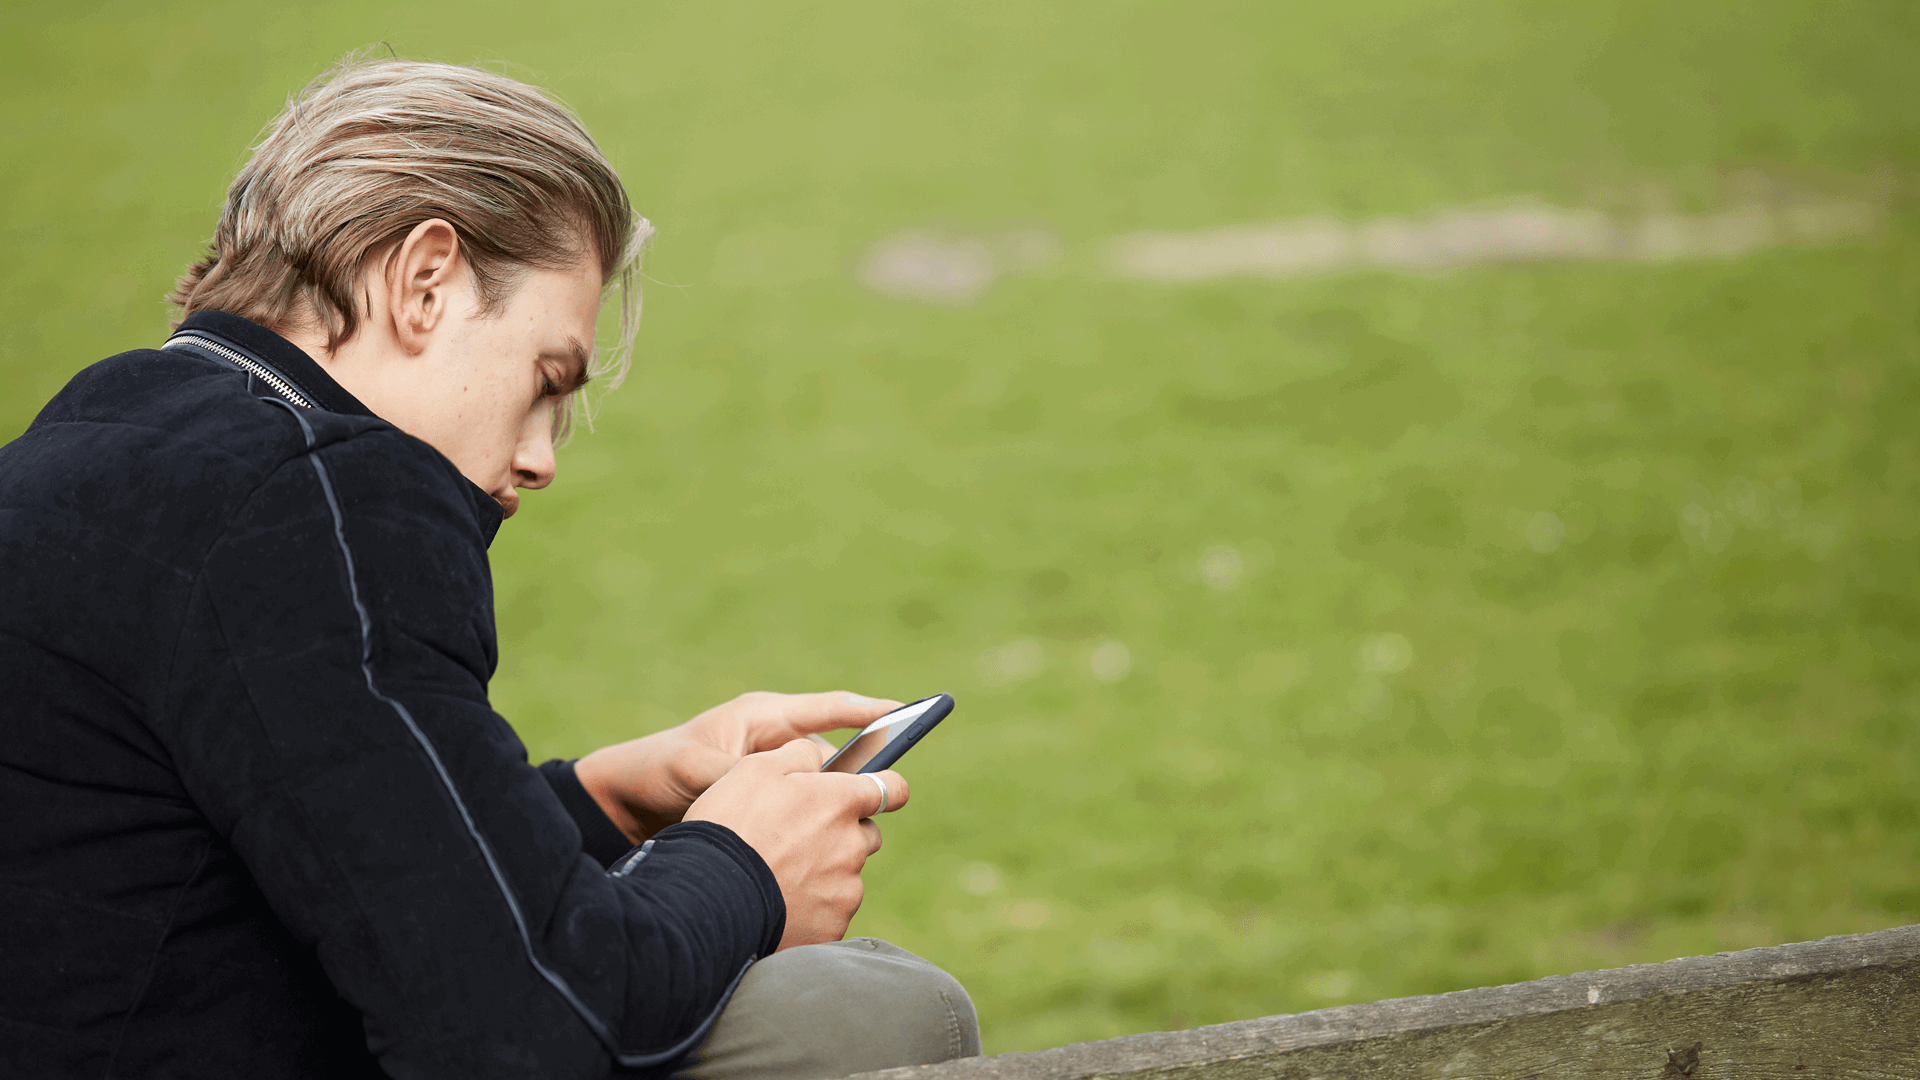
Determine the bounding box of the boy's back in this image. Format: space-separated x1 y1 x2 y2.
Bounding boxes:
0 317 786 1078
0 331 399 1075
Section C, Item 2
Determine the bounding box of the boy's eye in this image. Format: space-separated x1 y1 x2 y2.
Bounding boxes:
541 375 561 398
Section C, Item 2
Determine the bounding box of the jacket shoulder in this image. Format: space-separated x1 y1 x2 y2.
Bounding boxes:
25 348 387 471
0 348 475 579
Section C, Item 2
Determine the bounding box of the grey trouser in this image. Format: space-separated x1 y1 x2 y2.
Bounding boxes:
672 938 981 1080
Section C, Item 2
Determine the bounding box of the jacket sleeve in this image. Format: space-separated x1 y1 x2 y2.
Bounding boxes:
164 423 784 1080
539 759 642 869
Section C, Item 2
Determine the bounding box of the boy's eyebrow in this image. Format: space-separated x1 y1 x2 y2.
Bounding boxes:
545 336 593 394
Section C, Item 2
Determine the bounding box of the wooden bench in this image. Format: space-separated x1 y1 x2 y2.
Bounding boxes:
852 923 1920 1078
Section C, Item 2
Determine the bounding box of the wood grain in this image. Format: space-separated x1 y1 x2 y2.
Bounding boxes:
847 924 1920 1079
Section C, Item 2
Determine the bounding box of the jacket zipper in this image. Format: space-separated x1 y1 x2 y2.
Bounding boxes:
163 333 313 408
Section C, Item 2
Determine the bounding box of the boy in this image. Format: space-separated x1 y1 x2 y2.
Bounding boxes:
0 56 976 1080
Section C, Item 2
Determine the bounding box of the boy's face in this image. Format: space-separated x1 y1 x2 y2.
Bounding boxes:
295 219 607 520
320 250 603 519
411 257 602 518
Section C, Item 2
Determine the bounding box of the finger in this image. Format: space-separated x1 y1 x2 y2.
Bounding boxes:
860 817 883 856
869 769 909 814
778 691 909 736
672 741 738 790
840 769 908 817
748 737 830 776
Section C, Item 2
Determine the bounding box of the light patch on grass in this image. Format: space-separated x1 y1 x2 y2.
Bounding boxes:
1108 180 1888 282
958 861 1004 896
1001 900 1053 928
1526 510 1566 554
1089 640 1134 683
1356 633 1414 675
1198 543 1245 591
978 638 1044 686
1301 968 1358 1002
856 226 1061 304
1678 476 1844 559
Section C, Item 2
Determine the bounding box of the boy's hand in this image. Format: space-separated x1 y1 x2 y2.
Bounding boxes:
683 738 909 949
574 690 903 842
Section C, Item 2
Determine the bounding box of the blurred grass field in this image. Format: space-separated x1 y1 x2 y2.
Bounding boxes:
5 0 1919 1055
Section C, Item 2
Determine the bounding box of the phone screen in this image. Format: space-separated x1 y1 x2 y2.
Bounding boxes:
820 695 948 774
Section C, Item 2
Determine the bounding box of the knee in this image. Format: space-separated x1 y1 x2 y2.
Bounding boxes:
749 938 979 1064
674 938 979 1080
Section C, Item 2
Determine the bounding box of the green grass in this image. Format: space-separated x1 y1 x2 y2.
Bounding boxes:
5 0 1919 1055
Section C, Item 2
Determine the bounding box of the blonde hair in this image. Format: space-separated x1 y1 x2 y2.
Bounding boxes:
168 53 651 427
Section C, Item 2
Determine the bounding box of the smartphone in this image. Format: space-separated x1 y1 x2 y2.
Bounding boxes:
820 693 955 774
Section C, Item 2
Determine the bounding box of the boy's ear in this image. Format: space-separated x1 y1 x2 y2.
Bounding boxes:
387 218 463 355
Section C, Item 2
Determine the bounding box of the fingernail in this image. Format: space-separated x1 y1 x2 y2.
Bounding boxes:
840 693 881 705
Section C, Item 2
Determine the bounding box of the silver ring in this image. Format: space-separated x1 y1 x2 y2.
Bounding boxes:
866 773 889 816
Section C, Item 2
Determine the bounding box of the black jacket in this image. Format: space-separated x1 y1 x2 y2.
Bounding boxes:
0 312 785 1079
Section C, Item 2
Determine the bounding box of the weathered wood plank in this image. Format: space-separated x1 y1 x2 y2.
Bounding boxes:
851 924 1920 1079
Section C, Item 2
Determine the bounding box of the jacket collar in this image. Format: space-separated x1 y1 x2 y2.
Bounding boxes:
170 311 506 545
171 311 378 418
